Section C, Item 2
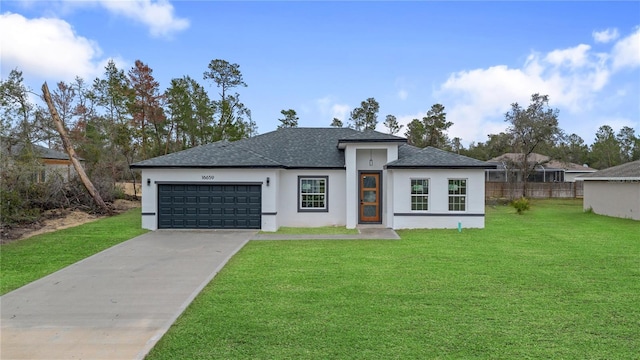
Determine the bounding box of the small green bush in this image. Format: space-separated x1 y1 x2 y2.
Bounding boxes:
511 197 531 215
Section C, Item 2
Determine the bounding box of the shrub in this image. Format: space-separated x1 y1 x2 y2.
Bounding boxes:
511 197 531 215
0 187 40 225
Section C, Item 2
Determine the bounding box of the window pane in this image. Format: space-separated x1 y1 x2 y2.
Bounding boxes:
299 178 327 210
448 179 466 211
363 176 376 188
363 205 377 217
411 179 428 211
411 195 428 211
411 179 428 195
363 190 376 203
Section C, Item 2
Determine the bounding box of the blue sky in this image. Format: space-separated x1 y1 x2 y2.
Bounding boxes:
2 1 639 146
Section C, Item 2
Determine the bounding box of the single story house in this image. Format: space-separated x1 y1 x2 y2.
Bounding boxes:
578 160 640 221
0 140 82 182
131 128 494 231
486 153 596 183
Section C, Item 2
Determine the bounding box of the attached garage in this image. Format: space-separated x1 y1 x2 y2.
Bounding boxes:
157 183 262 229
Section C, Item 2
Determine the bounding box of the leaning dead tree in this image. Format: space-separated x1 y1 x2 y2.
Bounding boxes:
42 82 112 214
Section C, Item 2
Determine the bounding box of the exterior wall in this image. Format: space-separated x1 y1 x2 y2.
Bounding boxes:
390 168 486 229
140 168 278 231
277 170 347 228
138 153 491 231
43 162 72 181
41 159 82 182
583 181 640 221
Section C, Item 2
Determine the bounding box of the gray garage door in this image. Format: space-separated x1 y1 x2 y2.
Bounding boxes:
158 184 261 229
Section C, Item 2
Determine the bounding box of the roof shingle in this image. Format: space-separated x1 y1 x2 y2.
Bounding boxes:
131 128 490 169
387 146 494 168
578 160 640 179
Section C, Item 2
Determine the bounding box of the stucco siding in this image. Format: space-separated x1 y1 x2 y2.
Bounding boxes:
583 181 640 221
390 168 486 229
277 170 347 228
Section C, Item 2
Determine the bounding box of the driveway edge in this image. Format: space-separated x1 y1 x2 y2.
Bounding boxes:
135 235 252 359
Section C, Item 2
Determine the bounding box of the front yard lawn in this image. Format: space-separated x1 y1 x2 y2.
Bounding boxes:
147 200 640 359
0 208 147 295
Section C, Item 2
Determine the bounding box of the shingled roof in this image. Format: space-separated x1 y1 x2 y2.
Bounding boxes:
578 160 640 180
1 141 80 161
387 146 494 169
131 128 490 169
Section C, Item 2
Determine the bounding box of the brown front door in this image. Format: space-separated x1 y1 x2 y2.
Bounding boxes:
359 172 381 223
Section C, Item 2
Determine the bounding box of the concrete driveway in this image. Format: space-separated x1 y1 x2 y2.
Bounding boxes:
1 230 254 360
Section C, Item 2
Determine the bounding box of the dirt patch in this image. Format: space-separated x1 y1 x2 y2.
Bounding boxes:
0 199 141 244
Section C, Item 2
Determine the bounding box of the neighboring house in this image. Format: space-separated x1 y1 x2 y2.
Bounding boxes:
578 160 640 221
0 141 82 182
131 128 494 231
486 153 596 183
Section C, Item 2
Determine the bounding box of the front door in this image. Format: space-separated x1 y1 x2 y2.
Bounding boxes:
359 172 381 223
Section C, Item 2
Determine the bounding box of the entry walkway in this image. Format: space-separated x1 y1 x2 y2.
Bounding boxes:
252 227 400 240
1 230 254 360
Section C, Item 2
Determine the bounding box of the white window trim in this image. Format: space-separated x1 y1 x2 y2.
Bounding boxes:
448 178 467 212
298 176 329 212
410 178 429 211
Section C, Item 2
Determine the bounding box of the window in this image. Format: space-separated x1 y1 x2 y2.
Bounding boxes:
448 179 467 211
30 167 46 183
411 179 429 211
298 176 328 212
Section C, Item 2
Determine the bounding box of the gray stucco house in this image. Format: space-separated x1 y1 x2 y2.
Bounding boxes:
579 160 640 221
131 128 493 231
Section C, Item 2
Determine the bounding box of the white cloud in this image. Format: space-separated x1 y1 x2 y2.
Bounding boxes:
593 28 619 43
316 96 350 123
14 0 189 38
611 27 640 70
98 0 189 38
397 89 408 100
331 104 350 121
0 12 105 81
545 44 591 68
430 28 640 145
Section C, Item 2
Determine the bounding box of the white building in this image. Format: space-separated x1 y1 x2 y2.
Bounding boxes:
579 160 640 221
131 128 493 231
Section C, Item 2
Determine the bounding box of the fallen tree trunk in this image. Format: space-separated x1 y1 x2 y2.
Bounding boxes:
42 82 112 214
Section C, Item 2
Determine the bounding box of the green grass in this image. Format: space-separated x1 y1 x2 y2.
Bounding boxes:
147 200 640 359
0 208 147 295
261 226 359 235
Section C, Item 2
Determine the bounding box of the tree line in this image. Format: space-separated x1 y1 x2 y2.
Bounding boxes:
1 57 638 226
1 59 256 183
1 59 257 225
278 94 639 171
